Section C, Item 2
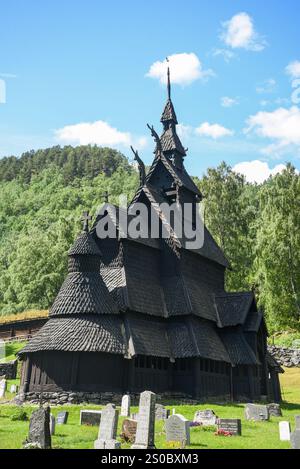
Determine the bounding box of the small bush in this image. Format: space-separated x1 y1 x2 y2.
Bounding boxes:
10 408 28 421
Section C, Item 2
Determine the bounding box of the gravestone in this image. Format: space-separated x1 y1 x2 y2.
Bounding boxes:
193 409 217 426
245 404 269 421
279 421 290 441
56 411 68 425
267 403 282 417
131 390 156 449
120 394 131 417
165 414 190 446
290 430 300 449
295 415 300 429
25 406 51 449
172 408 176 415
94 403 120 449
10 384 18 394
217 419 242 436
0 378 6 398
121 418 137 443
80 410 102 426
49 414 55 436
155 404 170 421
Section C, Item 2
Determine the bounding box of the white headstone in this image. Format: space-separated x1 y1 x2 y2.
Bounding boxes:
10 384 18 394
131 391 156 449
94 404 120 449
194 409 217 426
172 408 176 415
50 414 56 436
165 414 190 446
0 379 6 398
120 394 131 417
279 421 291 441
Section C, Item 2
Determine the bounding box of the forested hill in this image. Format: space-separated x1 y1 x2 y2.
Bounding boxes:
0 145 299 334
0 145 131 183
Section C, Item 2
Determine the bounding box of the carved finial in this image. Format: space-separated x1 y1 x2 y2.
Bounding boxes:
131 146 146 185
147 123 162 155
81 210 92 232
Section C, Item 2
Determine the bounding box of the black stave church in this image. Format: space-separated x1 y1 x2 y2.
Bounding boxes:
19 71 282 402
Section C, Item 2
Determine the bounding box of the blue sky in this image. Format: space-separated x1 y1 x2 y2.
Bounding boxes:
1 0 300 181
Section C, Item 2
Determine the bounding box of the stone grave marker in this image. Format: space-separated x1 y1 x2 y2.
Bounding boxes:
121 418 138 443
0 378 6 398
279 421 291 441
94 403 120 449
245 404 269 421
49 414 55 436
10 384 18 394
121 394 131 417
290 430 300 449
56 411 68 425
131 390 156 449
295 415 300 429
217 419 242 436
80 410 102 426
155 404 170 421
25 406 51 449
267 403 282 417
165 414 190 446
193 409 217 426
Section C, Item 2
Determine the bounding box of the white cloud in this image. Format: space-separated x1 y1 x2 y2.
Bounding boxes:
221 12 266 51
212 48 235 62
195 122 234 139
146 53 214 86
55 120 147 149
286 60 300 79
233 160 288 184
256 78 277 94
221 96 239 107
245 106 300 155
177 123 193 139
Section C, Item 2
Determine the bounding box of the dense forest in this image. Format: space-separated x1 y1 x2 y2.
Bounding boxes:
0 145 299 333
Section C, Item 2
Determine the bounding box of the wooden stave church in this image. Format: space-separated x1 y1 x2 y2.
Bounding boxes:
19 72 283 402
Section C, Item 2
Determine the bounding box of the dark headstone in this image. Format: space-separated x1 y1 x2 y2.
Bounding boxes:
26 406 51 449
165 414 190 446
155 404 170 421
80 410 102 426
193 409 217 426
245 404 269 421
217 419 242 436
267 403 282 417
290 430 300 449
57 411 68 424
121 418 138 443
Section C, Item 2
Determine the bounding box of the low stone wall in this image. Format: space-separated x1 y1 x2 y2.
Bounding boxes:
268 345 300 367
18 391 200 406
0 360 17 379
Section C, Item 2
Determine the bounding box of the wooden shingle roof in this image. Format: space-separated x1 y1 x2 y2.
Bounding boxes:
215 292 254 327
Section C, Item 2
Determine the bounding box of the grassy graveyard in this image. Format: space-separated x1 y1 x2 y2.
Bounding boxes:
0 368 299 449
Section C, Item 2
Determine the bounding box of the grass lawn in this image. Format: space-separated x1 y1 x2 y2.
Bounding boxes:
0 341 27 363
0 368 299 449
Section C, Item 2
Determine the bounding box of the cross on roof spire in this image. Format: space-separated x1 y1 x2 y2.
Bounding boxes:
81 211 92 232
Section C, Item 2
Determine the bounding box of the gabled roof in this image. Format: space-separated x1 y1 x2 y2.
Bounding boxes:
215 292 254 327
160 126 186 156
19 315 125 355
220 329 260 365
244 311 263 332
161 99 178 124
146 153 201 196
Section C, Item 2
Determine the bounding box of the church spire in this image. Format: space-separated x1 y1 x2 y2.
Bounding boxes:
160 66 178 126
167 66 171 100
